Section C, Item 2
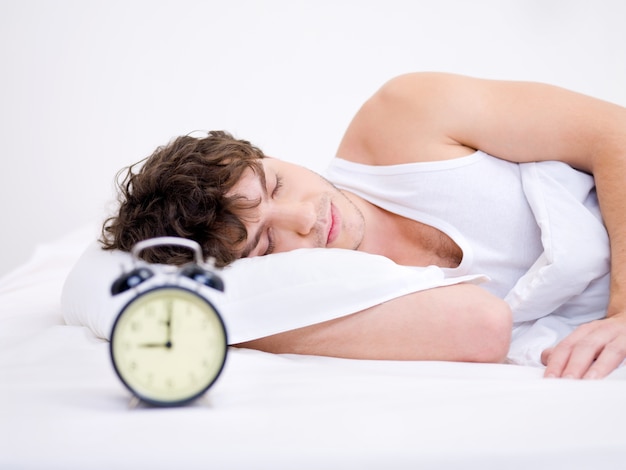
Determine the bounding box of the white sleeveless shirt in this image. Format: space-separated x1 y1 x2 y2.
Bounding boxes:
324 151 544 298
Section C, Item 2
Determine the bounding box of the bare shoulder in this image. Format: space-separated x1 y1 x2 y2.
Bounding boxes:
335 72 478 165
336 72 626 169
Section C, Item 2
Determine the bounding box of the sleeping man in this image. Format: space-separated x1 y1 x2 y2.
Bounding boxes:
100 72 626 379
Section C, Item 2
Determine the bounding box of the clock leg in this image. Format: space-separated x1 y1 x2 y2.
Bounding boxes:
128 396 141 409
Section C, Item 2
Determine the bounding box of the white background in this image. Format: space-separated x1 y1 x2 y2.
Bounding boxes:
1 0 625 277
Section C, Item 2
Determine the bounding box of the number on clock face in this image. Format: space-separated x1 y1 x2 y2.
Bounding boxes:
110 287 227 406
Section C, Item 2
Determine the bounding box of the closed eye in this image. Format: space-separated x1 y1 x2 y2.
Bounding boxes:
272 173 283 198
264 228 275 256
262 174 282 256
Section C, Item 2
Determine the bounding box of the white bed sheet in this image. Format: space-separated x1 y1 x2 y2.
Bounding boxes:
1 226 626 470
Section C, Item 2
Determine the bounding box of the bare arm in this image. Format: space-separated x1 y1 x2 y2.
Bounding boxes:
338 72 626 378
236 283 512 364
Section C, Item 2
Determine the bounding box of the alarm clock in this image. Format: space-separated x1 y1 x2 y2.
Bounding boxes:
109 237 227 407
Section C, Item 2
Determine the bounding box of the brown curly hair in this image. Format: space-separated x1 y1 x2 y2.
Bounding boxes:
100 130 266 267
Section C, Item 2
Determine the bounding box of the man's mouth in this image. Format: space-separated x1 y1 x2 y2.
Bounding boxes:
326 203 340 246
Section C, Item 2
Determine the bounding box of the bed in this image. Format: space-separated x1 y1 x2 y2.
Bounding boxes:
1 224 625 470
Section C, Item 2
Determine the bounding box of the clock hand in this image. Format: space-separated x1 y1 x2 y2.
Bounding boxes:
166 300 173 346
138 341 172 349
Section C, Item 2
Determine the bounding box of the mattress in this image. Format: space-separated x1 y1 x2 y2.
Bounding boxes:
1 225 625 470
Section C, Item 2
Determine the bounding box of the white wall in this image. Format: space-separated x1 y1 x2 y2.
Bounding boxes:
1 0 625 277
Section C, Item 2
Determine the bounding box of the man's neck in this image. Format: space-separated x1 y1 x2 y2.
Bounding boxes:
344 190 462 268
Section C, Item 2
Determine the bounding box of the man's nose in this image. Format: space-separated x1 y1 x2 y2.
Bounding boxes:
273 201 317 235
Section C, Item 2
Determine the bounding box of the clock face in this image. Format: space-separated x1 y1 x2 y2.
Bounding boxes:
110 286 227 406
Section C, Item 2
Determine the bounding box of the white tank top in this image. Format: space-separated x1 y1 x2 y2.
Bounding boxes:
324 151 550 298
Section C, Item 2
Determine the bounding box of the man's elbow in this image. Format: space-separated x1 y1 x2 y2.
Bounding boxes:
471 300 513 364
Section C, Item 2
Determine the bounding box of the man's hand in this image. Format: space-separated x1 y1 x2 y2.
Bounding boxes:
542 314 626 379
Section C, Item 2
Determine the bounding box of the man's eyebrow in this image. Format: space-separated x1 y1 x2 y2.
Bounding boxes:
240 221 267 258
239 165 268 258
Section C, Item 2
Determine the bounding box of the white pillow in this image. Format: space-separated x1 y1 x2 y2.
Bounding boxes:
61 242 485 344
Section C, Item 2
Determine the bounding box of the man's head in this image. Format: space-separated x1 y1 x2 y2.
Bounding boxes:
101 130 366 266
101 130 267 267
